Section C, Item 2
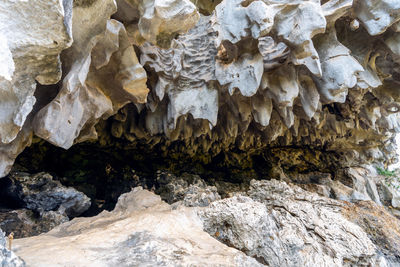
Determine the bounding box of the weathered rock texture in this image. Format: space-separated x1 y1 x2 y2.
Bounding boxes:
200 180 384 266
0 172 90 238
13 181 400 266
158 172 400 266
13 187 262 267
0 209 68 239
1 0 400 176
156 171 221 207
2 172 91 218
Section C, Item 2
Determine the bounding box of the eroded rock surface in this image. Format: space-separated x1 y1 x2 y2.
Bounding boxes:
0 0 400 176
199 179 400 266
200 180 378 266
3 1 400 265
156 171 221 207
0 0 72 177
2 172 90 218
13 187 262 267
12 180 400 266
0 172 90 238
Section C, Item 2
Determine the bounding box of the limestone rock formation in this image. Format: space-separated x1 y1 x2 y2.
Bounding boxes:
200 180 379 266
0 0 72 144
114 0 200 47
12 180 400 266
0 0 72 177
0 0 199 176
13 187 262 267
4 1 400 265
0 0 400 177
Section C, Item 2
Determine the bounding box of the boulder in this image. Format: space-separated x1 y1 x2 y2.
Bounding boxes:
13 187 261 267
200 179 378 266
2 172 90 218
12 180 400 266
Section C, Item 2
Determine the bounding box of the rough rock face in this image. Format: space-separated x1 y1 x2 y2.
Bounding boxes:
108 0 400 168
2 172 90 217
0 0 199 176
200 180 379 266
0 229 25 267
13 180 400 266
13 187 262 267
0 209 68 239
156 171 221 207
1 0 400 176
0 172 90 238
161 173 400 266
4 1 400 265
0 0 72 177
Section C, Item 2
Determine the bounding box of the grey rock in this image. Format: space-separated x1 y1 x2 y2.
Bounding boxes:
378 178 400 209
0 0 73 177
297 183 331 198
5 172 90 217
115 0 200 48
354 0 400 35
330 180 357 202
294 168 384 205
0 209 68 238
13 187 262 267
345 167 382 204
156 171 221 207
0 0 72 144
199 179 385 267
12 183 400 266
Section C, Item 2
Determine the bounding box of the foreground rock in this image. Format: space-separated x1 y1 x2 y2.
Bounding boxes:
13 188 261 267
200 180 393 266
0 229 25 267
13 180 400 266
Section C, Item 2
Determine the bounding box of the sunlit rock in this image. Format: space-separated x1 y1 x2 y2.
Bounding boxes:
0 0 72 169
115 0 200 48
13 187 261 267
0 0 400 179
354 0 400 36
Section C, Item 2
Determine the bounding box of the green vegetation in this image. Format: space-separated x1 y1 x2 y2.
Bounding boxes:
376 167 396 177
377 167 400 189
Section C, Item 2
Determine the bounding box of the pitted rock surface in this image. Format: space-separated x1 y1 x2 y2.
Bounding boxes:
0 0 400 176
12 181 400 266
